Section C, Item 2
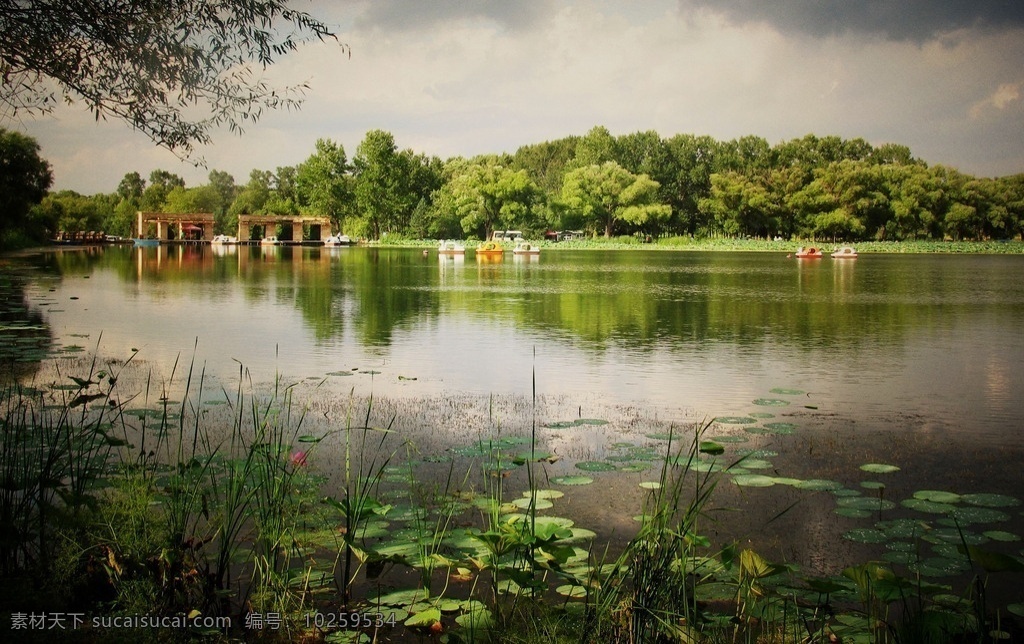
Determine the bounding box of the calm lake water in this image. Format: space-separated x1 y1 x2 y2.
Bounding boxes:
8 245 1024 440
4 244 1024 580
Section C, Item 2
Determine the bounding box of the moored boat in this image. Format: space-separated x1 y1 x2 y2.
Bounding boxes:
324 234 353 247
133 238 160 247
830 246 858 259
260 236 281 245
211 234 238 245
794 246 822 258
438 240 466 255
475 240 504 257
512 242 540 256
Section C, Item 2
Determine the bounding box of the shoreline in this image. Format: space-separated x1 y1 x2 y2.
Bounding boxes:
372 237 1024 254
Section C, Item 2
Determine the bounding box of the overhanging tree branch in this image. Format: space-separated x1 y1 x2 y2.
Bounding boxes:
0 0 347 158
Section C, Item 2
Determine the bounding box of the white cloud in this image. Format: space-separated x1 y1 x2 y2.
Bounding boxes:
970 82 1022 119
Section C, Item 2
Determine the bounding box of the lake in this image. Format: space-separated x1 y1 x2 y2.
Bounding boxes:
3 244 1024 583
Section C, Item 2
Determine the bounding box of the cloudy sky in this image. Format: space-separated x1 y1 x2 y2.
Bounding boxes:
9 0 1024 193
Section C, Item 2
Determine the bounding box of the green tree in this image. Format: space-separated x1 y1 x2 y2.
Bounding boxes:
140 170 185 211
353 130 408 239
573 126 618 167
163 186 221 214
296 139 352 226
117 172 145 201
0 128 52 245
1 1 342 156
435 156 542 240
228 169 273 226
561 161 671 238
698 172 779 238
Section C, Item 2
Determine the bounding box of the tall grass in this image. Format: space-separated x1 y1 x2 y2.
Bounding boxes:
2 350 1018 642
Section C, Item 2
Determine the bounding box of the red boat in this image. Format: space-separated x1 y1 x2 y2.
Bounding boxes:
794 247 823 258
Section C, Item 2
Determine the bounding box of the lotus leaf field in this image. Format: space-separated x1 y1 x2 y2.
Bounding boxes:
1 349 1022 643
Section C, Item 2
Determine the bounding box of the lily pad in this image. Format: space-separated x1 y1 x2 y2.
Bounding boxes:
913 490 962 504
860 463 901 474
762 422 797 433
843 528 888 544
555 584 588 598
509 497 553 510
575 461 617 472
708 434 749 443
527 489 565 500
950 506 1010 524
982 531 1019 542
619 463 653 472
770 388 805 395
908 557 970 577
732 474 776 487
551 475 593 486
714 416 757 424
961 493 1021 508
835 508 873 519
753 398 790 407
639 481 662 490
795 479 843 491
902 498 956 514
837 497 896 511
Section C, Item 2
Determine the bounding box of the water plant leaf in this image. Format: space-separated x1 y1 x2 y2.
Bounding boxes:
714 416 757 424
372 588 429 607
913 490 962 504
739 549 788 578
510 497 553 510
699 441 724 455
574 461 616 472
837 497 896 511
638 481 661 490
982 530 1019 542
544 421 577 429
1008 604 1024 618
454 607 493 631
550 475 593 486
961 493 1021 508
901 498 956 514
860 463 900 474
908 557 971 577
526 489 565 500
877 519 930 539
950 506 1010 524
618 463 652 472
770 388 805 395
555 584 588 598
732 474 776 487
842 528 888 544
753 398 789 406
835 508 872 519
762 422 797 433
404 607 441 628
795 479 843 491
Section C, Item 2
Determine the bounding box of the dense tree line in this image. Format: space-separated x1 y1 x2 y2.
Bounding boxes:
5 126 1024 246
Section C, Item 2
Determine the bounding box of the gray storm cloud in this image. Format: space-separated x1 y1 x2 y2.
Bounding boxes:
678 0 1024 41
353 0 558 31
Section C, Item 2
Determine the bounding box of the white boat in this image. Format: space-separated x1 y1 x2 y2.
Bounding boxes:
324 235 353 247
831 246 858 259
211 234 238 245
438 240 466 255
512 242 540 256
260 236 281 245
